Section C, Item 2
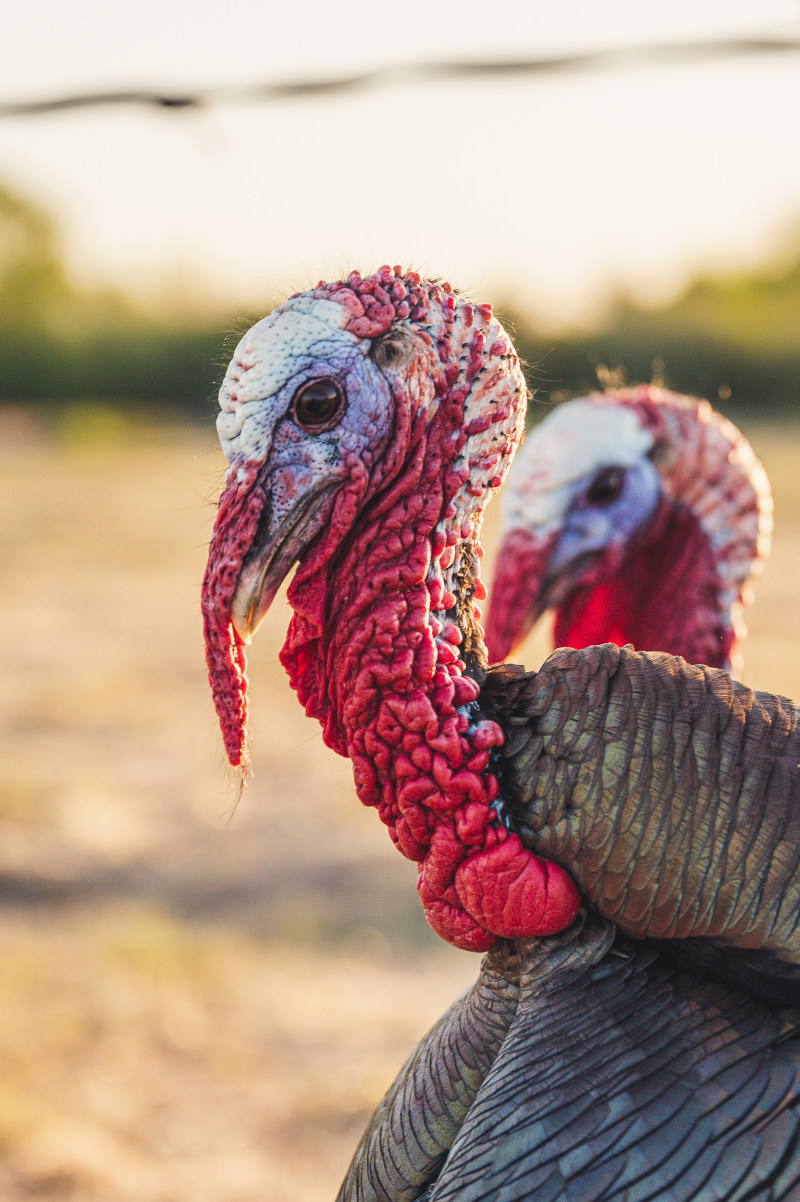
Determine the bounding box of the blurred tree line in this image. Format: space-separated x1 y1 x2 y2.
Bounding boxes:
510 252 800 424
0 181 798 420
0 181 234 416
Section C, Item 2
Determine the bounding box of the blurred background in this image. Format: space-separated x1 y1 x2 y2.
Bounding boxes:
0 2 799 1199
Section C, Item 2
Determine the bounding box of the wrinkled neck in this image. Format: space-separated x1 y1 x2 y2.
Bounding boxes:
291 507 488 749
279 406 582 952
555 502 732 668
629 391 770 668
280 405 491 752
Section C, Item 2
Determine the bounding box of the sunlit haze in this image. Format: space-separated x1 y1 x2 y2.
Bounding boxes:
1 0 799 326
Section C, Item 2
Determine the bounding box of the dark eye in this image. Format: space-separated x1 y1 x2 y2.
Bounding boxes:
586 466 625 507
292 378 346 431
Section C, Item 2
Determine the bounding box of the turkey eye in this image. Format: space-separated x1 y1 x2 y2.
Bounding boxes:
292 378 345 431
586 466 625 507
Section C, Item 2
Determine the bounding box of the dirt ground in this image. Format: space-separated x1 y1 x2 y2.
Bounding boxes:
0 404 798 1201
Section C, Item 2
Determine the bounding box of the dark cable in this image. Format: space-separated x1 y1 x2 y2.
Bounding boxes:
1 36 798 118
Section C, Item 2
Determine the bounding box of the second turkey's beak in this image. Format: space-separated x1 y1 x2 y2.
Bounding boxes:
484 528 559 661
230 479 336 643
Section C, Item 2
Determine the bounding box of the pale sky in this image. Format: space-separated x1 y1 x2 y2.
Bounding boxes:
1 0 799 326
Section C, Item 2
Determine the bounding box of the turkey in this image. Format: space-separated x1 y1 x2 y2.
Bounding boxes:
484 386 773 671
202 267 800 1199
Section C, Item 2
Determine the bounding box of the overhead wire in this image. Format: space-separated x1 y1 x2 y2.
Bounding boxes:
0 35 799 118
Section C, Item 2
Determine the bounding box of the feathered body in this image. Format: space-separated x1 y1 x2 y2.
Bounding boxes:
202 269 800 1199
342 916 800 1201
485 388 773 670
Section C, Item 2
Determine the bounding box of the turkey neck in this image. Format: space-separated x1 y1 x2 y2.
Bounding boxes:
281 418 580 951
555 501 730 668
328 509 494 821
287 444 505 946
207 269 580 949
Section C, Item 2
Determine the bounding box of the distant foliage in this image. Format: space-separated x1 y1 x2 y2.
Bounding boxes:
0 182 232 415
0 180 798 419
511 253 800 422
0 183 73 324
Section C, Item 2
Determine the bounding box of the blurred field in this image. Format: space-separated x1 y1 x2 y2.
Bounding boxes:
0 405 798 1201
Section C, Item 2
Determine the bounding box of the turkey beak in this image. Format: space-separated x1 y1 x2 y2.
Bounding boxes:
485 529 557 661
230 480 335 643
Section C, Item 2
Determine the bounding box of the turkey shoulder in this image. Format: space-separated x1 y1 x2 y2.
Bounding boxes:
481 643 800 999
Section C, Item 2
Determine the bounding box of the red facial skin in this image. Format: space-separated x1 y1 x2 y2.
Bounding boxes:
554 502 733 668
202 268 580 952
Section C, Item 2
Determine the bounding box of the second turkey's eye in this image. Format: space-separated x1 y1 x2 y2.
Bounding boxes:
587 466 625 507
292 378 346 431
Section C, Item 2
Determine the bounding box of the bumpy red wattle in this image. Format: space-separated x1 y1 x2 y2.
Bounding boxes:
418 880 498 952
455 835 580 939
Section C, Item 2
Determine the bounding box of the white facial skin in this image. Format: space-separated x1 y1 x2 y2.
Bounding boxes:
504 402 654 533
219 298 382 476
216 298 403 638
503 400 662 591
545 458 663 588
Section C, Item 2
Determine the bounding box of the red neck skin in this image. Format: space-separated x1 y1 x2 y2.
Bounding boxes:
280 410 579 953
555 501 733 669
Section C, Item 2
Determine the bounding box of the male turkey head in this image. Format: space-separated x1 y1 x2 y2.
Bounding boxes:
202 268 586 951
202 267 526 772
202 269 580 952
485 386 772 670
486 398 660 659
